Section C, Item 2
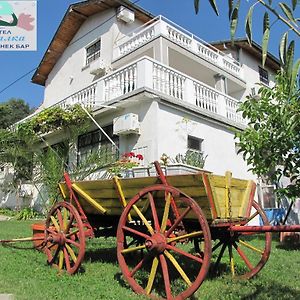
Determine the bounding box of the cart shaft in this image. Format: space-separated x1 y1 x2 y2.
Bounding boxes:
230 225 300 233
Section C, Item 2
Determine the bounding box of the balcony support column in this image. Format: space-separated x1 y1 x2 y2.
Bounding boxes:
183 78 196 106
136 59 153 90
95 80 105 105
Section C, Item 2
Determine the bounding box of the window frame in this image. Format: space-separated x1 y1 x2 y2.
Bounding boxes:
77 125 119 165
187 135 203 153
258 66 269 85
85 39 101 65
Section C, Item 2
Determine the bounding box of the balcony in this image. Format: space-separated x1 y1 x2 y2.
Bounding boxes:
56 57 245 126
113 16 243 80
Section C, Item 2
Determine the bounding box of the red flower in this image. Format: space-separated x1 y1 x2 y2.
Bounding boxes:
128 152 135 158
136 154 144 160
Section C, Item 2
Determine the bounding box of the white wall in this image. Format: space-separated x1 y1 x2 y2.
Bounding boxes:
155 102 255 179
108 98 255 180
235 48 276 100
43 9 144 107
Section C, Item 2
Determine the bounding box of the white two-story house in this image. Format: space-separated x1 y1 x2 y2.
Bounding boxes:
1 0 284 212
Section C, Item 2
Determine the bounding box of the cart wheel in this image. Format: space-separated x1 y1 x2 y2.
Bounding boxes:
212 201 271 279
44 202 85 274
117 184 211 300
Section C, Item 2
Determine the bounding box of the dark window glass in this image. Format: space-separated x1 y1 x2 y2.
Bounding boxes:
187 136 203 152
86 39 101 65
259 66 269 85
77 125 119 165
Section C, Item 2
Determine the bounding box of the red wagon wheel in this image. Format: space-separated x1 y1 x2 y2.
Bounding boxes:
44 202 85 274
212 201 271 279
117 184 211 300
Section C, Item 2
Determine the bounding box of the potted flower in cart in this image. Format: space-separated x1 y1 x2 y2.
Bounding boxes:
108 152 144 178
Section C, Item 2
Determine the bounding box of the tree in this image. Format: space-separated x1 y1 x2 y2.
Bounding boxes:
236 70 300 198
194 1 300 197
193 0 300 66
0 98 33 129
0 104 117 213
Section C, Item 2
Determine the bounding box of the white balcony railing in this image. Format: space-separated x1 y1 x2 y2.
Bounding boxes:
114 16 243 79
54 57 245 126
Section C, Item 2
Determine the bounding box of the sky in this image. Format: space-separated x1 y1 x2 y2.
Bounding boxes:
0 0 299 108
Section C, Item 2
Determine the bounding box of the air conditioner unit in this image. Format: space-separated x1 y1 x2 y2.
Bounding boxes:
90 59 108 76
113 113 140 135
117 6 135 24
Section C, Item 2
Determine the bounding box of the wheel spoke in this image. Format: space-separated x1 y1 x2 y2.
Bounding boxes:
63 207 68 229
63 247 71 272
50 215 60 232
167 231 203 244
65 229 79 238
56 210 64 231
166 244 203 263
64 214 74 234
58 250 64 270
145 257 159 295
66 239 80 248
247 210 259 224
164 250 192 287
121 244 146 254
132 205 154 235
48 246 60 264
148 192 160 231
160 193 171 233
213 242 227 272
233 242 253 270
159 254 172 299
130 256 147 277
239 240 264 254
123 226 150 240
46 227 56 235
66 243 77 262
212 240 223 252
228 244 235 277
165 206 191 237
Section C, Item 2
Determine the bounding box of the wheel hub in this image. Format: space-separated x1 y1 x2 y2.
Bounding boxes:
48 233 66 246
145 233 166 254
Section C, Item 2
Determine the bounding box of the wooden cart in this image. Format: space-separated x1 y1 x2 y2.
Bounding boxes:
5 161 300 299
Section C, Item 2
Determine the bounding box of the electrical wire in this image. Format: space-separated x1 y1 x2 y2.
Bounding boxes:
0 67 37 96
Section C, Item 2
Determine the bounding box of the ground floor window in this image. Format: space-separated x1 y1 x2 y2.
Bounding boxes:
187 135 203 152
77 125 119 165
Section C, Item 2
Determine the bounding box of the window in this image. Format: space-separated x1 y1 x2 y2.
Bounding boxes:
86 39 101 65
77 125 119 165
187 136 203 152
259 66 269 85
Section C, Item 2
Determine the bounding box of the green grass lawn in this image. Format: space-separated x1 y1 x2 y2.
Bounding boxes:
0 220 300 300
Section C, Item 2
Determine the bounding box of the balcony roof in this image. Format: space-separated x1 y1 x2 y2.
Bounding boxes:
211 38 281 71
31 0 154 86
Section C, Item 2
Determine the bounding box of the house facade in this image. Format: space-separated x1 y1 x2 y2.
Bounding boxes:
2 0 288 217
31 0 279 175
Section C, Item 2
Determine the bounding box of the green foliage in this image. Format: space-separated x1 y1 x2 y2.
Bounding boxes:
236 71 300 198
72 147 118 180
0 98 33 129
193 0 300 67
0 104 94 212
36 145 68 206
175 150 206 169
17 104 90 137
16 207 41 220
0 128 33 183
0 208 17 217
